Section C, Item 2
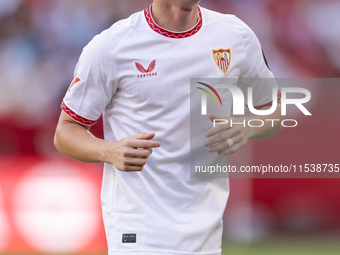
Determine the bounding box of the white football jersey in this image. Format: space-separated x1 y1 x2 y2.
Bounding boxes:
62 5 279 255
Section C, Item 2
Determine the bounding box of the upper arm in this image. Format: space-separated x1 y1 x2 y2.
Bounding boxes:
235 17 273 79
61 31 116 128
232 17 280 109
57 110 91 131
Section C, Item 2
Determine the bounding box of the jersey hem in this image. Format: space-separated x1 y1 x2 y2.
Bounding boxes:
108 250 221 255
61 101 98 126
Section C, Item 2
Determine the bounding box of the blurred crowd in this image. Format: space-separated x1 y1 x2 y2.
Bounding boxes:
0 0 339 154
0 0 148 125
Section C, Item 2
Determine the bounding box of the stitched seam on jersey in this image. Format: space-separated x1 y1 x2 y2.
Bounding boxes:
97 30 116 99
74 31 111 112
230 17 266 78
98 59 114 104
229 18 250 77
144 5 203 39
113 27 136 85
94 31 116 101
102 32 118 96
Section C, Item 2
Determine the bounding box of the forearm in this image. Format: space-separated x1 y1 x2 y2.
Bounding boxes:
245 103 283 141
54 112 108 163
54 111 161 171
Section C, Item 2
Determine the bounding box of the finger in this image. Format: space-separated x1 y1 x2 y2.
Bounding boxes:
125 148 153 158
205 124 230 138
208 128 245 153
218 142 243 156
129 139 161 149
207 134 241 153
120 165 144 172
130 132 156 140
125 157 148 166
205 118 231 138
203 127 240 147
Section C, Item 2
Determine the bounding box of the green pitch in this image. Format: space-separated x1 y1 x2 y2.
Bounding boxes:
222 239 340 255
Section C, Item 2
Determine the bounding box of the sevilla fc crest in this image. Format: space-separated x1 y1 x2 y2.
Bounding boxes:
213 48 231 74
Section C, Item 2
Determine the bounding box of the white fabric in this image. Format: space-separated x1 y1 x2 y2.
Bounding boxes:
62 6 278 255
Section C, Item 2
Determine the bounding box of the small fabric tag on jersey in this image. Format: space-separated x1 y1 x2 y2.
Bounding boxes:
212 48 231 74
122 233 136 243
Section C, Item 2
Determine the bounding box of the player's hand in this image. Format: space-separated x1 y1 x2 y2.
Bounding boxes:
203 114 252 156
104 132 161 172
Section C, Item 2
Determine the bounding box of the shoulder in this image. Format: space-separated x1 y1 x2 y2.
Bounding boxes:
200 7 242 25
82 10 144 57
200 7 255 37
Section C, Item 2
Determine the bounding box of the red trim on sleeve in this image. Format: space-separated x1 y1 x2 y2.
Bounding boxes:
144 5 202 39
246 90 281 110
61 102 98 126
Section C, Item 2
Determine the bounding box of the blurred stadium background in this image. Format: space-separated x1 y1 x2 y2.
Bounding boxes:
0 0 339 254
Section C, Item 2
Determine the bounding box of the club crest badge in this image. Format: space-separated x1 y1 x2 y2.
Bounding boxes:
212 48 231 74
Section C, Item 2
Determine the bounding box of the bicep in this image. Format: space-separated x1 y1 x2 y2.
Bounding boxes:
57 110 91 131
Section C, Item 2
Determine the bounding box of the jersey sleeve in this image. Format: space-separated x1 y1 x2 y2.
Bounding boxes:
234 17 280 109
61 31 116 126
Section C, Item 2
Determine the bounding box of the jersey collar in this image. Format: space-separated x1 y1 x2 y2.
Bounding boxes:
144 5 202 39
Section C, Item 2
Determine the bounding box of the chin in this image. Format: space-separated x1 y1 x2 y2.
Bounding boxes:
179 0 201 10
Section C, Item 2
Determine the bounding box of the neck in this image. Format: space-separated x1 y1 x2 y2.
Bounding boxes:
151 1 199 32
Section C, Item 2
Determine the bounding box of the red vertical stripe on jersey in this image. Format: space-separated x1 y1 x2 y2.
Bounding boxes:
217 60 228 73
